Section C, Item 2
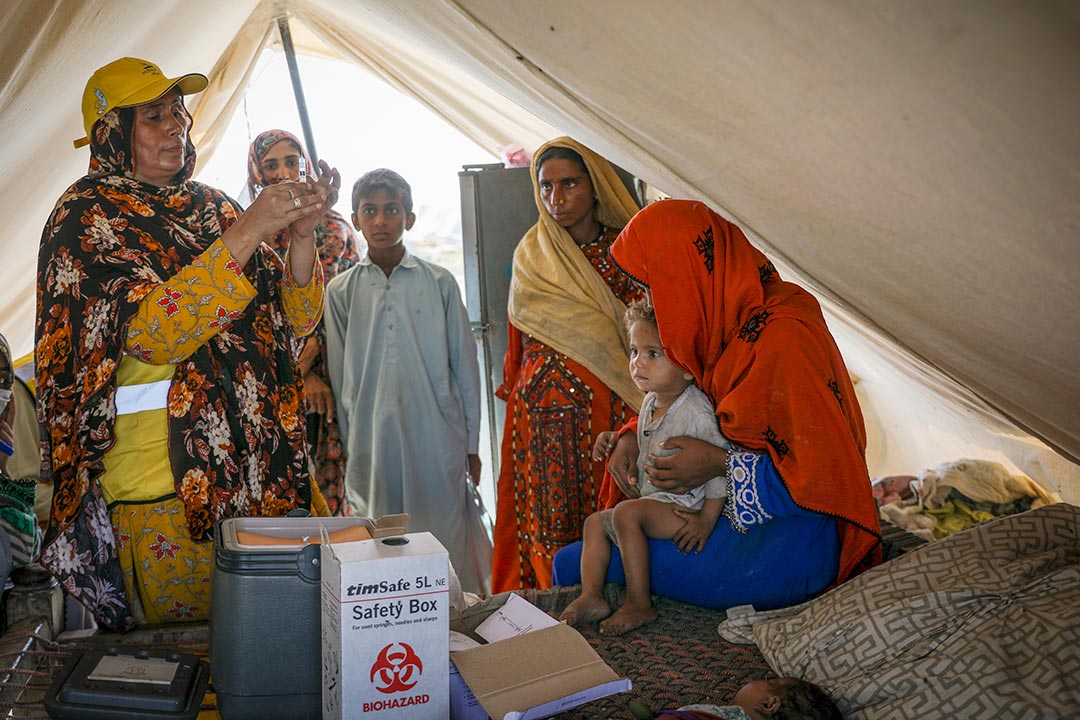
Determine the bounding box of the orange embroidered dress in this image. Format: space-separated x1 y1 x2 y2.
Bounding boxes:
36 105 323 631
610 200 882 586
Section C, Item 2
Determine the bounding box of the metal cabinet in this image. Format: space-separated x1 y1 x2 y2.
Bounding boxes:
459 164 538 483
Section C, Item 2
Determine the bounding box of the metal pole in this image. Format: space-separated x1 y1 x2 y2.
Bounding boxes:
277 15 319 168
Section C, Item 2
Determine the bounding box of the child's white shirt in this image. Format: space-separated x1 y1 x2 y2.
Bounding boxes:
636 384 731 509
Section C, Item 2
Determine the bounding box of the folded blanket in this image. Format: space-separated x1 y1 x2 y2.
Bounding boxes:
879 459 1062 540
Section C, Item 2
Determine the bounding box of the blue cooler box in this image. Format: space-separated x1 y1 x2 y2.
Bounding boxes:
210 516 370 719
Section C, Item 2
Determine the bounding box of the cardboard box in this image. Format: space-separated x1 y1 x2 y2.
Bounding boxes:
321 531 450 719
449 593 631 720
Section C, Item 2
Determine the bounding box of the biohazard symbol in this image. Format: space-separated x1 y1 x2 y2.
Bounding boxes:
370 642 423 694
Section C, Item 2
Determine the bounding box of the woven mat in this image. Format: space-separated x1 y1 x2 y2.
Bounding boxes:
518 518 928 718
879 518 929 560
0 590 772 719
0 523 924 719
518 584 775 718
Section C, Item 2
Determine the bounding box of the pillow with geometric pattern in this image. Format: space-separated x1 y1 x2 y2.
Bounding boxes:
748 504 1080 719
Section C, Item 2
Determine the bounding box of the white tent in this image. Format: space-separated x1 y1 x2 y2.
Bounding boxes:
2 0 1078 502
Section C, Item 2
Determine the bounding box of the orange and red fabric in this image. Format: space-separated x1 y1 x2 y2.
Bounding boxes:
610 199 880 584
492 228 641 592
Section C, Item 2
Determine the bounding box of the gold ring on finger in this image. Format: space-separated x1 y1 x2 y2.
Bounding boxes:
293 196 302 209
286 188 296 201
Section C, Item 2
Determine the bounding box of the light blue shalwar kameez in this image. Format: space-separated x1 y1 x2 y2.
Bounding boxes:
325 249 490 594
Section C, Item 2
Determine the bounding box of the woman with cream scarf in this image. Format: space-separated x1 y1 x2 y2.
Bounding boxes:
491 137 644 592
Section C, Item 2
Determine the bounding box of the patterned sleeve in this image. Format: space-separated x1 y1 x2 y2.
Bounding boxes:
723 448 822 532
280 249 325 337
124 239 256 364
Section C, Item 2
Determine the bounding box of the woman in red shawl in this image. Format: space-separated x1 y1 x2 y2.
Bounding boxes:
247 129 360 516
552 200 880 609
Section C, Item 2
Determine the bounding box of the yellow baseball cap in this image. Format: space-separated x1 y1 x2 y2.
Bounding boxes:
74 57 208 149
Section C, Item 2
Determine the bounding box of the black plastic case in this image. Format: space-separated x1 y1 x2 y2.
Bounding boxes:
43 646 209 719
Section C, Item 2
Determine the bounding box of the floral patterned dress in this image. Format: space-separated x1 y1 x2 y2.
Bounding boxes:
36 106 322 631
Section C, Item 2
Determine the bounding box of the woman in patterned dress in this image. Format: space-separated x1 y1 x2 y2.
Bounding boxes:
247 129 360 516
35 57 338 631
491 137 644 592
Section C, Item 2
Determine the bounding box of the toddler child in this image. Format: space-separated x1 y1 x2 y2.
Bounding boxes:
559 299 731 635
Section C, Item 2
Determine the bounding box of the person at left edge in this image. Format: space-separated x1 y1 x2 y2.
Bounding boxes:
0 333 41 572
35 57 338 631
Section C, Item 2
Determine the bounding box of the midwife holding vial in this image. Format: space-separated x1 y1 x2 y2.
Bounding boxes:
35 57 342 631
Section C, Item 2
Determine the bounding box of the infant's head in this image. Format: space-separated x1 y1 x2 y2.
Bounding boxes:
733 676 843 719
624 299 694 398
871 475 917 505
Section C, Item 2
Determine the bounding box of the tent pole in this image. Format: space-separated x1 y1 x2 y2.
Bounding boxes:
277 15 319 168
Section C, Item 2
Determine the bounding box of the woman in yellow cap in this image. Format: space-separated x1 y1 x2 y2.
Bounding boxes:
36 57 339 631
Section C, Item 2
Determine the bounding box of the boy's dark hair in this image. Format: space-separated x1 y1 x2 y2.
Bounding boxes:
535 145 587 178
773 678 843 720
624 298 657 334
351 168 413 215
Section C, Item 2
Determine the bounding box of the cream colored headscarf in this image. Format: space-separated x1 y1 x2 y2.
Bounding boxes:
508 137 644 408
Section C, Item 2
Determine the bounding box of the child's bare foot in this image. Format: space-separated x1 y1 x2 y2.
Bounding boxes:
558 595 612 627
598 603 657 636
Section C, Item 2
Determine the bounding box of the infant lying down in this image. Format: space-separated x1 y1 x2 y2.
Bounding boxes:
641 677 842 720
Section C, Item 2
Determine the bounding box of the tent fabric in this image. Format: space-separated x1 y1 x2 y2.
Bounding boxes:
1 1 1078 503
0 0 555 359
299 0 557 160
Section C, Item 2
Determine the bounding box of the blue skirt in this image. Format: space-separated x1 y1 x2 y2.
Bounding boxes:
557 451 842 608
552 511 839 610
555 448 843 609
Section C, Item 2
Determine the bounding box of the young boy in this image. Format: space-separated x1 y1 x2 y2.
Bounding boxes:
324 169 491 595
654 677 844 720
559 300 732 635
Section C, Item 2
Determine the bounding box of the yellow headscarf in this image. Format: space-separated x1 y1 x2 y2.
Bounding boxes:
508 137 644 408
